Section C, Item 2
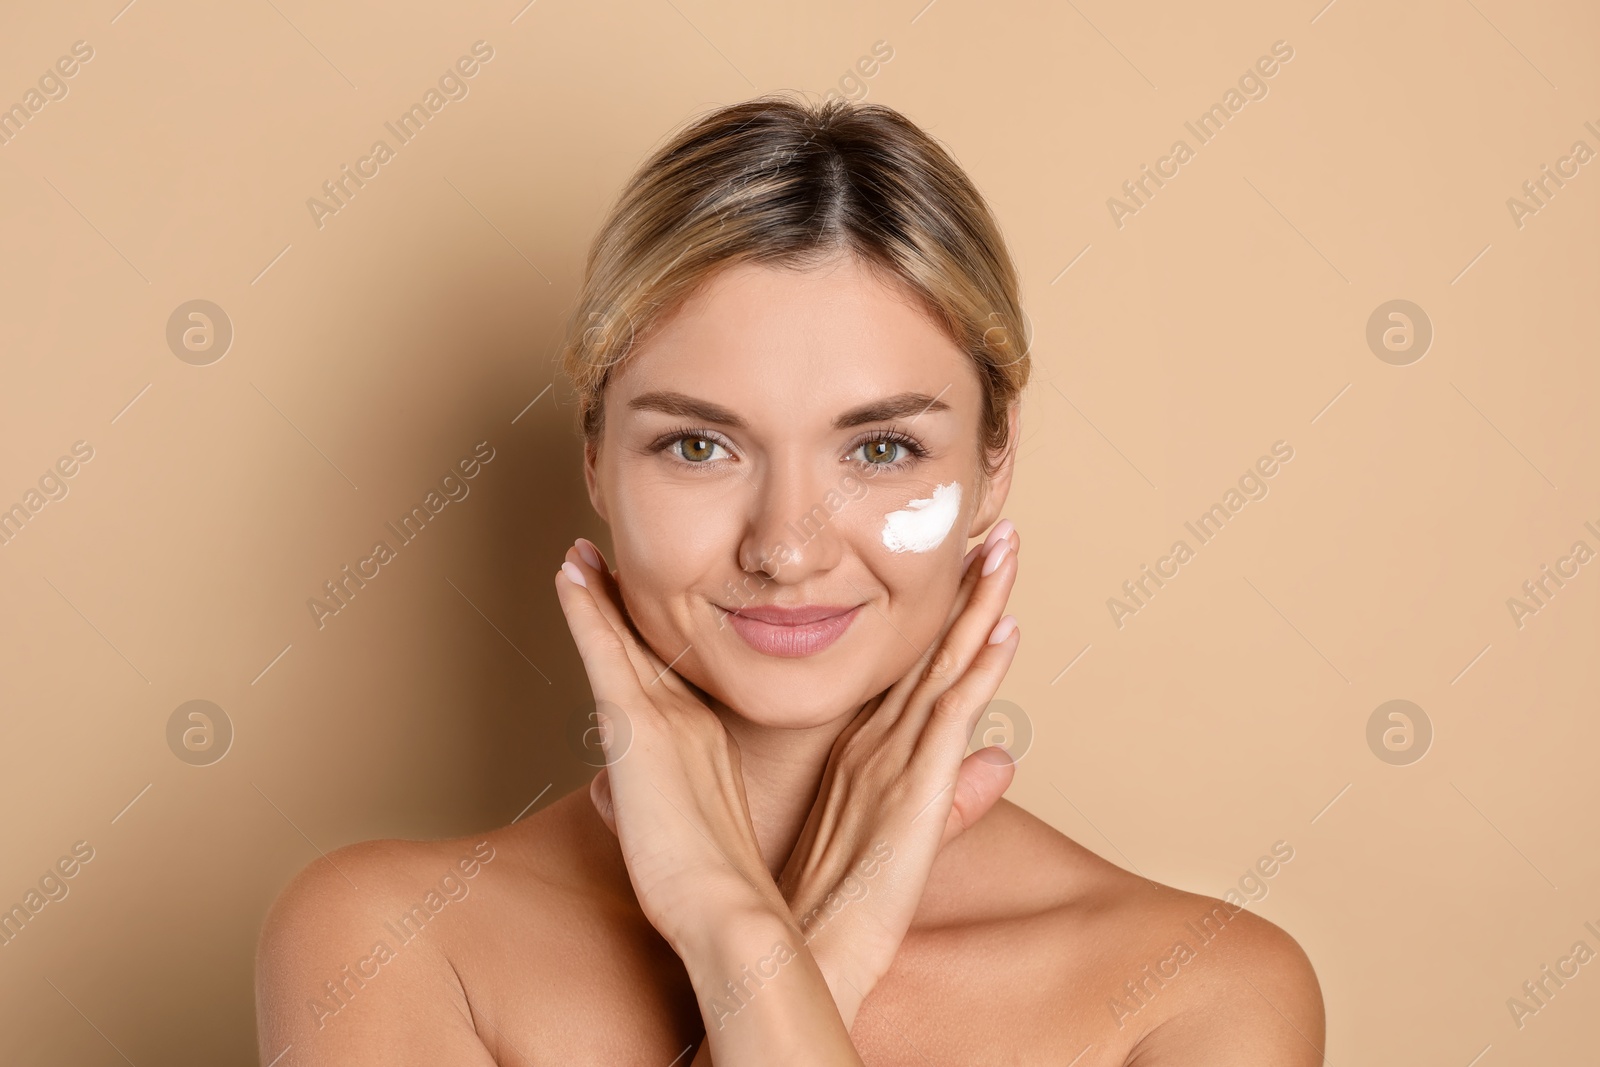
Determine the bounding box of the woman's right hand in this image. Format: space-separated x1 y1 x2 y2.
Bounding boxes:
557 546 874 1064
553 547 787 958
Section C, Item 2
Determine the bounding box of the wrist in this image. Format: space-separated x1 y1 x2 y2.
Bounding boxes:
794 929 868 1027
672 883 800 966
677 902 812 1029
676 895 799 972
784 864 897 1028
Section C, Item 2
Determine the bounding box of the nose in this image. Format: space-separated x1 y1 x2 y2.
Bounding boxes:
736 459 846 585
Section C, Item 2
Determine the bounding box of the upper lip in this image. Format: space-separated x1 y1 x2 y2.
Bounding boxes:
727 603 859 625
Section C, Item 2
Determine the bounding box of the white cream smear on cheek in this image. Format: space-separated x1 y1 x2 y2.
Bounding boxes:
880 481 962 553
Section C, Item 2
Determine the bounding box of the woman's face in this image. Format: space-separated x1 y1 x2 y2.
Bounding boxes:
584 253 1016 728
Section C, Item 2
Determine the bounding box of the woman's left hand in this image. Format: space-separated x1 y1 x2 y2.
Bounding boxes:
769 523 1022 1025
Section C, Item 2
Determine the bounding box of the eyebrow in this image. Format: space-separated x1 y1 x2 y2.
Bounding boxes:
627 390 952 430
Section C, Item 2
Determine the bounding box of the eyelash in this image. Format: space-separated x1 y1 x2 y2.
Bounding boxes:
649 426 931 471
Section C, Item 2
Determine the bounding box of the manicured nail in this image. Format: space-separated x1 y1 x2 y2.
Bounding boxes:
983 519 1015 553
561 561 587 588
964 543 983 570
986 614 1018 645
576 538 602 570
981 540 1010 577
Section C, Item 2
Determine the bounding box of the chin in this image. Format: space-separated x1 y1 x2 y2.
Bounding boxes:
660 626 893 729
688 665 874 730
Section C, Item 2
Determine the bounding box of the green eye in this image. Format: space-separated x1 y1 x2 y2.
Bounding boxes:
677 437 721 462
860 439 901 464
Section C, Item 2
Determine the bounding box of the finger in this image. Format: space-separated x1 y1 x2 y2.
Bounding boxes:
568 540 647 656
861 524 1017 750
912 613 1021 766
565 542 697 701
976 517 1019 559
565 542 669 681
890 534 1019 745
939 528 1019 667
871 533 994 723
589 768 618 837
554 563 649 711
941 745 1015 848
576 539 651 652
901 521 1020 699
575 539 699 702
957 519 1020 589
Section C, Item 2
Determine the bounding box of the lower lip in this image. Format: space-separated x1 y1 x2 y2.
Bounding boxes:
724 607 862 658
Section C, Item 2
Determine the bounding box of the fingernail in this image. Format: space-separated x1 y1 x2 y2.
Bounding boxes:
981 540 1010 577
964 543 983 570
974 745 1015 767
561 560 587 588
576 538 602 570
983 519 1015 553
986 614 1018 645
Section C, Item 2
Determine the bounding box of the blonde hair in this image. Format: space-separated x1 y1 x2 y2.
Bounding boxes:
558 92 1031 477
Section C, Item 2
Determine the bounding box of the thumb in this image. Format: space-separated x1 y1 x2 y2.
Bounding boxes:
942 746 1015 848
589 768 618 837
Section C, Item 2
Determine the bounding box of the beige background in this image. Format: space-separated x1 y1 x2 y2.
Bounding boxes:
1 0 1596 1062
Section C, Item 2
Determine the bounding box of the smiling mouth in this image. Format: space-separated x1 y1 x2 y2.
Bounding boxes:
719 603 863 658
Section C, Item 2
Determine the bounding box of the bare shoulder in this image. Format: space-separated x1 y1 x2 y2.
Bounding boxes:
253 832 491 1064
1120 884 1325 1065
253 797 597 1066
940 801 1324 1064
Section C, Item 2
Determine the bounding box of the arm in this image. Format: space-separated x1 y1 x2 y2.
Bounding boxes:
676 902 865 1066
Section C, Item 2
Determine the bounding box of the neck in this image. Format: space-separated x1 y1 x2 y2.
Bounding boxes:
710 699 865 878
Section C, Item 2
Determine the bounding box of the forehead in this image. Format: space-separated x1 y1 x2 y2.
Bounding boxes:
607 256 980 423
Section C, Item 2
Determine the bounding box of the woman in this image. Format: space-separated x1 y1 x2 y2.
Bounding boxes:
256 94 1324 1064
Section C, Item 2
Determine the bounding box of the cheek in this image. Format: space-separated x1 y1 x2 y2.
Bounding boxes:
878 481 962 554
609 478 731 623
849 482 967 647
611 475 721 562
